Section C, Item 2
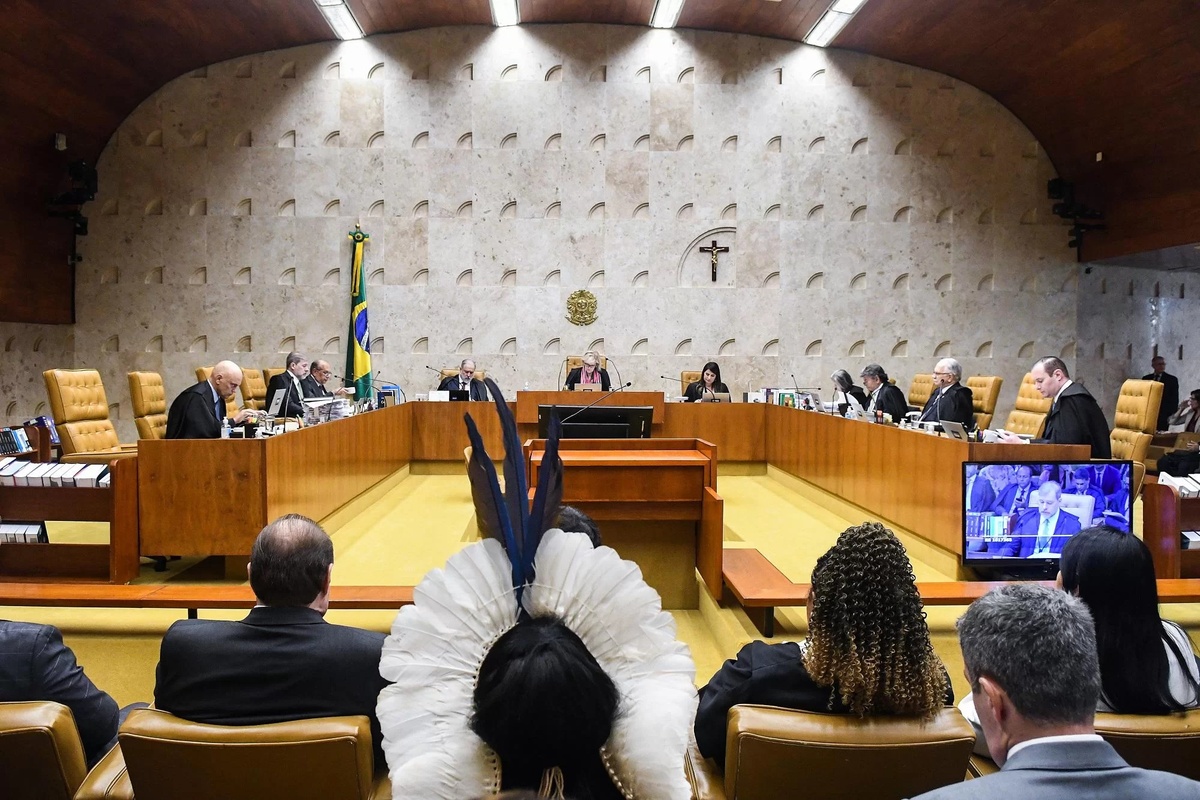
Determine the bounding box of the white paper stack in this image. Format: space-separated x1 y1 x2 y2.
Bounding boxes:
1183 531 1200 550
1160 473 1200 498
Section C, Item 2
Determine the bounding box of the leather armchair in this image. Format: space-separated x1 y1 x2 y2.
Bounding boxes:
437 368 486 383
1058 492 1097 527
193 367 237 417
42 369 137 463
907 374 933 412
74 709 391 800
1114 379 1163 435
1110 428 1151 464
966 376 1002 430
0 700 89 800
680 370 702 396
127 371 167 440
685 704 975 800
240 368 268 410
262 367 286 386
1003 373 1051 437
1147 432 1200 473
566 354 608 372
1094 708 1200 780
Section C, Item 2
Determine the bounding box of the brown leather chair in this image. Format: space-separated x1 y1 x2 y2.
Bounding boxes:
42 369 137 463
685 704 975 800
194 366 238 417
681 370 702 396
75 709 390 800
0 701 89 800
966 376 1002 430
908 374 934 412
1111 379 1164 468
1094 708 1200 780
127 371 167 440
262 367 286 386
240 368 268 410
1148 432 1200 473
1003 373 1052 437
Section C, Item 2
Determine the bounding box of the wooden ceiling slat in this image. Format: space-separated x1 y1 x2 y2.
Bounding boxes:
346 0 493 34
519 0 656 25
677 0 830 41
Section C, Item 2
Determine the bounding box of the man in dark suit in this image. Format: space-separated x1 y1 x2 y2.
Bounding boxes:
965 465 995 513
913 585 1200 800
1066 470 1106 527
1000 357 1111 458
918 358 974 428
860 364 908 422
266 351 309 417
0 620 119 767
302 358 353 399
154 514 388 759
1143 355 1179 432
166 360 257 438
437 359 487 400
1002 481 1081 558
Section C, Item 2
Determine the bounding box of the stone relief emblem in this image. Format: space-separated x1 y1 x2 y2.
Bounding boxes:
565 289 598 326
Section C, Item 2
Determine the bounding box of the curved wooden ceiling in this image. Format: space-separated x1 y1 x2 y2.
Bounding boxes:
3 0 1198 321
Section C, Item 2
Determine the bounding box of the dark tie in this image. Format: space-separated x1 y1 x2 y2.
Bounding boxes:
214 399 222 421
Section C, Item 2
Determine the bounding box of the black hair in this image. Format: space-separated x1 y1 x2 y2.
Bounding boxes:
1060 526 1200 713
248 514 333 607
557 506 601 547
701 361 722 386
471 616 621 800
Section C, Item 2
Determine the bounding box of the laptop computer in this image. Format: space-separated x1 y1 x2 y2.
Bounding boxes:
940 419 971 441
267 389 287 416
697 392 732 403
448 389 470 401
799 391 825 412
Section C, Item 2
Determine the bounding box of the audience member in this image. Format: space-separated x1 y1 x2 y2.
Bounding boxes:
154 514 388 758
1144 355 1180 433
981 465 1017 515
0 620 119 767
1065 470 1106 526
556 505 601 547
860 364 908 422
438 358 488 400
695 522 951 765
684 361 730 402
1000 357 1111 457
1167 388 1200 433
918 358 974 428
165 360 257 439
266 351 309 417
915 584 1200 799
965 464 996 513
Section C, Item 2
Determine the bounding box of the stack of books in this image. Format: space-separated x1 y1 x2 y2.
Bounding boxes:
0 428 32 455
0 459 110 487
0 522 47 543
1160 473 1200 499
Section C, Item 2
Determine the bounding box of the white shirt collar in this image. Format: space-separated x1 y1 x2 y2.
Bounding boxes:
1053 379 1073 403
1007 733 1102 760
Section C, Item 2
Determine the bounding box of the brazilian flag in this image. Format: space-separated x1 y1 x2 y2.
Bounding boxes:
345 226 372 400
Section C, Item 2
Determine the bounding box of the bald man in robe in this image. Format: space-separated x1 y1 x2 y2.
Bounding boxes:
166 360 257 438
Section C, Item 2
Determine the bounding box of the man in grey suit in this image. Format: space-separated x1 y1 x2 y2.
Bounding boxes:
911 584 1200 799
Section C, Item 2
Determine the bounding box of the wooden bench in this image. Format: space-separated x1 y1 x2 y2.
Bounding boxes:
0 583 414 619
723 548 1200 637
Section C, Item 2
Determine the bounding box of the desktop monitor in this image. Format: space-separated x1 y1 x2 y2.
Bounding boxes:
537 405 653 439
962 459 1134 575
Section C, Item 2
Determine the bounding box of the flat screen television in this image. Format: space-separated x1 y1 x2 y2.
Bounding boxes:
537 405 653 439
962 460 1134 576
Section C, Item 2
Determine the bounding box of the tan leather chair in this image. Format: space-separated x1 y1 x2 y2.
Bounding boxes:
1114 379 1163 436
42 369 137 463
1094 708 1200 780
1132 461 1146 501
1148 432 1200 472
1111 428 1152 465
681 370 702 396
127 371 167 440
1058 492 1097 527
967 376 1002 430
685 704 975 800
566 354 608 372
75 709 390 800
0 701 89 800
262 367 286 386
908 374 934 411
437 367 486 384
1003 373 1052 437
240 368 268 410
194 366 238 417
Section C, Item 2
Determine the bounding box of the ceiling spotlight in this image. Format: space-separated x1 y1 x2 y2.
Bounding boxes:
650 0 685 29
490 0 519 27
312 0 363 40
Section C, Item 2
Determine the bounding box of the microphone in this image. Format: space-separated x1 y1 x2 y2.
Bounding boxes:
559 382 632 424
558 357 569 391
605 355 623 389
368 372 408 405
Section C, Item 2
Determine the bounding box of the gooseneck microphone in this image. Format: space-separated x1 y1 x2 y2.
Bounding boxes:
605 356 623 389
558 357 570 390
560 382 632 424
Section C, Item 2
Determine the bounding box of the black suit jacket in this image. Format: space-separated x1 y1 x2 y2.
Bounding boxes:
0 621 119 767
154 606 389 760
1143 371 1179 431
565 367 611 392
1040 382 1112 458
166 380 224 439
920 383 975 428
301 374 332 399
437 375 487 400
684 381 730 402
266 372 306 417
868 384 909 422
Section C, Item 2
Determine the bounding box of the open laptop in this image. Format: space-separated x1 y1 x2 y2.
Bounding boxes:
940 419 971 441
697 392 732 403
267 389 287 416
448 389 470 401
798 391 825 412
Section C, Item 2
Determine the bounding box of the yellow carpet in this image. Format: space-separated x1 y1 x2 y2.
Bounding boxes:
6 465 1198 711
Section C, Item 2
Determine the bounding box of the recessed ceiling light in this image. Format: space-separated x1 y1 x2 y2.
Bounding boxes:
490 0 520 27
650 0 686 29
312 0 363 40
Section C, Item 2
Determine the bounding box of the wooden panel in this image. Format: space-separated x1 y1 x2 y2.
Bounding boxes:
661 404 766 461
411 400 507 460
677 0 829 42
699 487 724 598
515 391 665 424
346 0 492 33
0 544 110 581
519 0 655 25
0 582 412 609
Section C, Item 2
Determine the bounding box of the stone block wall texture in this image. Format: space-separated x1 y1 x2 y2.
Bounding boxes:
2 24 1197 442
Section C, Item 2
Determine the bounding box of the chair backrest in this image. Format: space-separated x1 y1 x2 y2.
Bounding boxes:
195 366 238 416
0 701 89 800
1004 373 1051 437
437 368 486 383
907 374 933 409
262 367 286 386
1132 461 1146 500
1095 708 1200 780
42 369 120 455
566 354 608 373
1110 429 1151 464
240 368 268 410
967 376 1002 429
680 370 702 396
1058 492 1095 526
117 709 376 800
1115 379 1163 435
722 705 975 800
128 371 168 440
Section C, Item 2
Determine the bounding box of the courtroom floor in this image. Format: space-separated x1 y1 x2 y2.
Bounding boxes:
9 465 1198 711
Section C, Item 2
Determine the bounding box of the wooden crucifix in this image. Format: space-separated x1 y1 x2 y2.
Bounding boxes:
699 240 729 281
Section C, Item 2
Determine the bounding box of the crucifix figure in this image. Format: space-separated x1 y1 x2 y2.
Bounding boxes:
699 240 729 282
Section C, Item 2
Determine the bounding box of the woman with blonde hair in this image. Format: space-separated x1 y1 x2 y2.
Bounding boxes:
694 522 952 764
564 350 611 391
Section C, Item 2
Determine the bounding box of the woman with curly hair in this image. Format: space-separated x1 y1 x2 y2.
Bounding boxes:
694 522 952 764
